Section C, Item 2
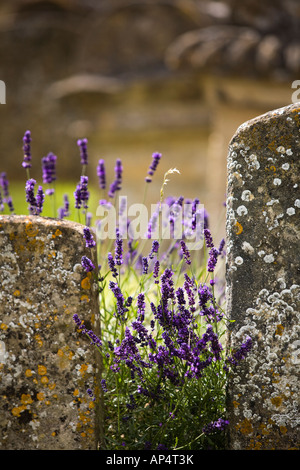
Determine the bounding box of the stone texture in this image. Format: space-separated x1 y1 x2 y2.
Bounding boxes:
0 215 102 450
226 103 300 450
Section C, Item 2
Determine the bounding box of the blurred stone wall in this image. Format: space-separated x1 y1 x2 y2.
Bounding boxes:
0 0 298 228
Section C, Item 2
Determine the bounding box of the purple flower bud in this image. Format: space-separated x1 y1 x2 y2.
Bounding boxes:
36 186 45 215
149 240 159 259
97 159 106 190
207 247 219 272
74 176 89 209
142 257 148 274
153 260 160 283
77 138 88 166
145 152 161 183
83 226 96 248
81 255 95 272
42 152 57 185
108 252 118 278
22 130 32 169
25 178 44 215
108 159 123 198
180 240 191 265
204 228 214 248
115 231 123 266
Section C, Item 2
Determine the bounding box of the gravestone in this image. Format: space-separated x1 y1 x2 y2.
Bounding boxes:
226 103 300 450
0 215 102 450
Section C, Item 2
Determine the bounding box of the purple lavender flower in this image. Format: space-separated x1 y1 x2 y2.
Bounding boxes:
0 172 9 197
202 418 229 434
0 173 14 213
81 255 95 272
74 175 89 210
36 186 45 215
77 138 88 166
22 130 32 170
145 152 161 183
115 231 123 266
153 260 160 283
149 240 159 259
101 379 108 392
218 238 226 257
108 252 118 278
142 257 148 274
180 240 191 265
86 388 95 401
83 226 96 248
97 159 106 190
204 228 214 248
25 178 44 215
0 190 3 212
108 159 123 198
225 336 252 368
73 313 102 347
183 274 196 312
137 293 146 322
207 247 219 272
42 152 57 185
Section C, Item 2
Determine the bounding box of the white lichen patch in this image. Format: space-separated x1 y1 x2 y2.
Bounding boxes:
236 205 248 216
241 241 254 255
263 254 275 263
286 207 295 216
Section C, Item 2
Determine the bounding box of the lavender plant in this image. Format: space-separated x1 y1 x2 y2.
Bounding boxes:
0 131 252 450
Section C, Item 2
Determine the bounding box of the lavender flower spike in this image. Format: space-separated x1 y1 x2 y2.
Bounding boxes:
180 240 191 265
145 152 161 183
97 159 106 190
36 186 45 215
74 175 89 209
22 130 32 170
81 255 95 272
42 152 57 185
83 226 96 248
108 159 123 198
77 138 88 166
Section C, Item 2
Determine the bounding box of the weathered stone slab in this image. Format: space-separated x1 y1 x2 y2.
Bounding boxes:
0 215 102 450
226 103 300 450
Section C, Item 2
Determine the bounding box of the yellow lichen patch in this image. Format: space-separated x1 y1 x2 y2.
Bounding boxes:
57 349 64 358
0 323 8 331
73 389 80 397
275 324 284 336
13 289 20 297
233 400 240 408
25 222 39 238
259 423 270 436
21 394 33 405
38 365 47 376
48 383 56 391
237 418 253 435
35 334 43 347
234 221 243 235
41 376 49 385
80 294 90 303
81 273 92 290
52 229 62 239
11 405 26 417
79 364 88 377
37 392 45 401
271 396 282 407
48 251 56 259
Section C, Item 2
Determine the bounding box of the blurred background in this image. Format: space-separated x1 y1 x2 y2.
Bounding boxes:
0 0 299 237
